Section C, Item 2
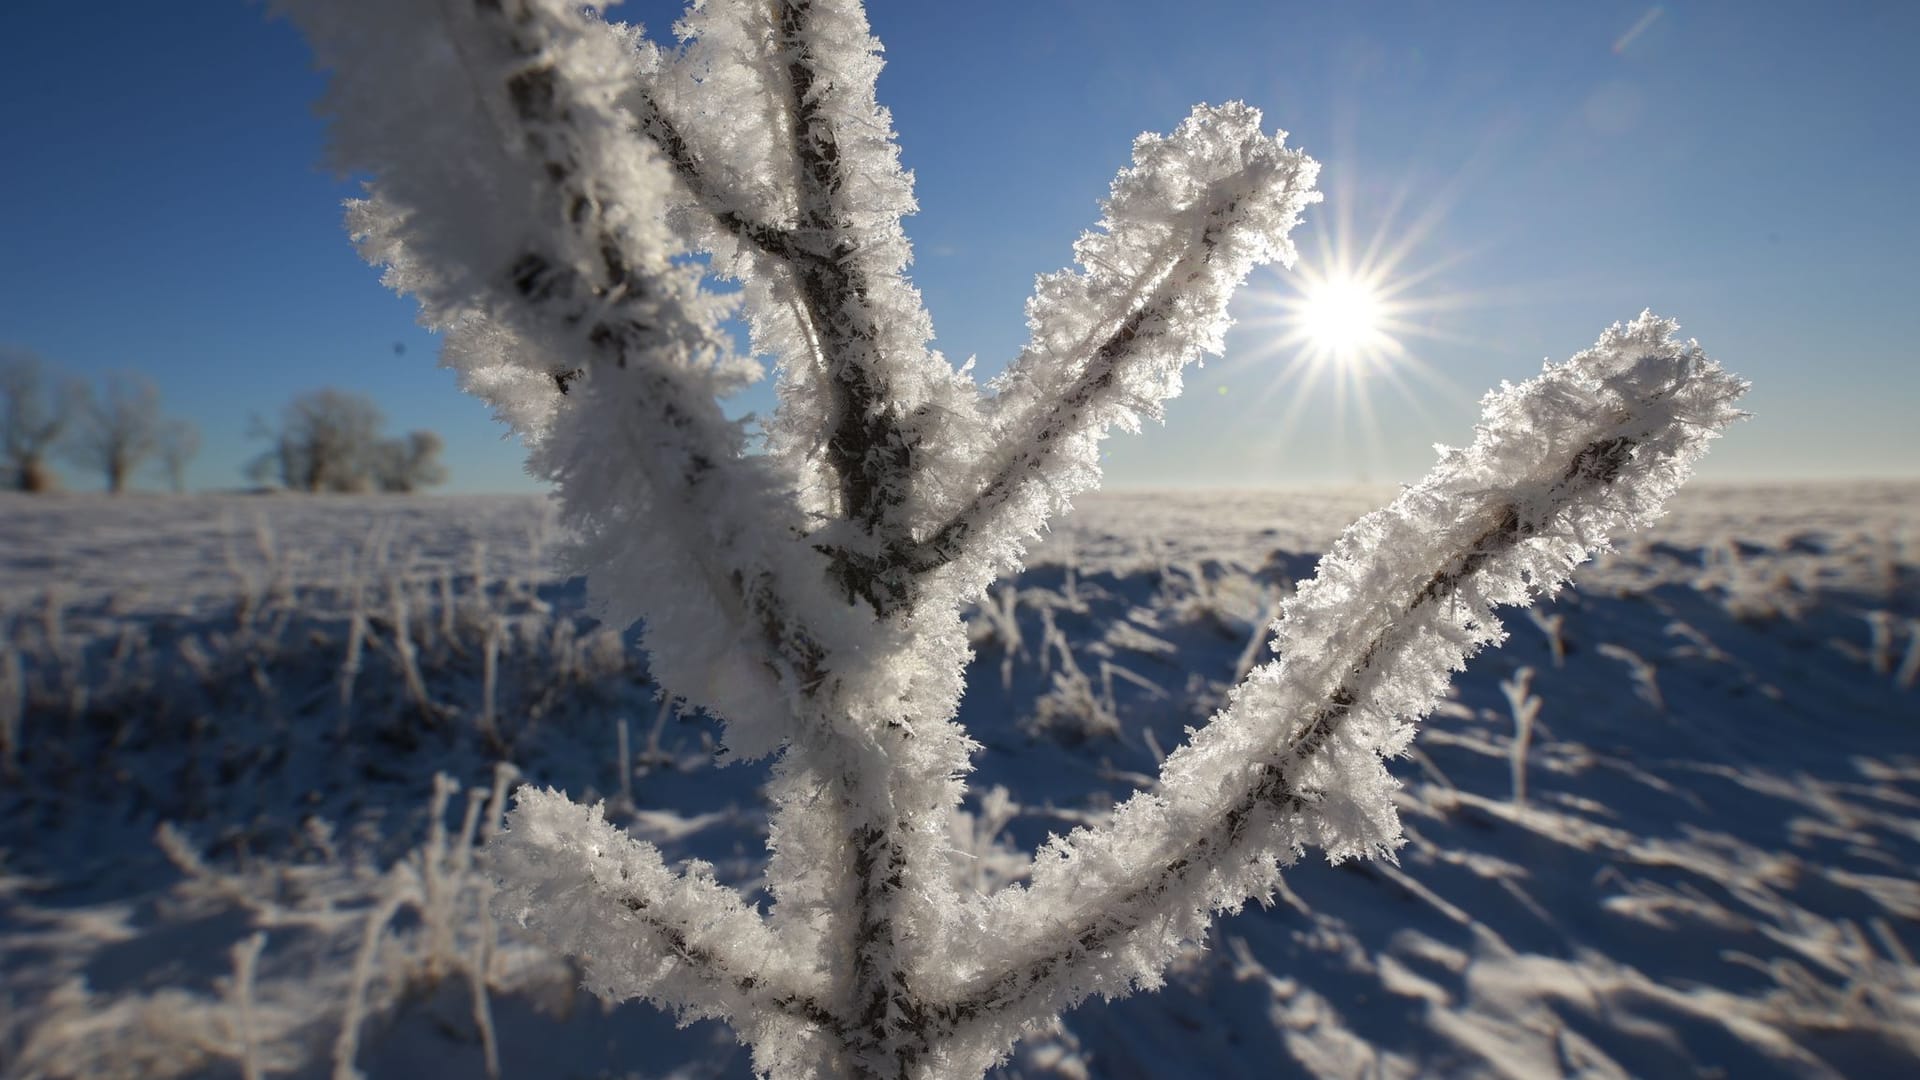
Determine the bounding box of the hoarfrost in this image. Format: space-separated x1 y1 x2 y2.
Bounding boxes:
274 1 1748 1076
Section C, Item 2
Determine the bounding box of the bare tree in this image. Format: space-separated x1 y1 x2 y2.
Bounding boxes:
244 414 295 490
249 389 385 492
249 391 448 493
370 429 449 493
1 349 76 493
158 418 201 493
68 372 163 494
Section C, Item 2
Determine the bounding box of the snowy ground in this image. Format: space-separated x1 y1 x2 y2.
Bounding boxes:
2 483 1917 1079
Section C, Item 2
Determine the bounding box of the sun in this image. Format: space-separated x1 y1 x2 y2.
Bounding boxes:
1272 261 1406 374
1299 275 1386 360
1203 172 1494 480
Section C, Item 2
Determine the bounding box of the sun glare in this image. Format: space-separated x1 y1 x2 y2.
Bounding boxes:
1299 276 1385 360
1209 173 1496 479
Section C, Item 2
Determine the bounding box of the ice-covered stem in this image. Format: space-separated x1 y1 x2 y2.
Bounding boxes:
635 0 963 613
766 0 952 612
642 8 965 1066
275 0 830 750
627 84 808 266
1501 667 1542 808
933 314 1747 1061
491 788 842 1047
911 104 1319 588
225 932 267 1080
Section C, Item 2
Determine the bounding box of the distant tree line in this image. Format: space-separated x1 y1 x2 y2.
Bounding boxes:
2 348 199 494
2 348 447 495
247 389 447 493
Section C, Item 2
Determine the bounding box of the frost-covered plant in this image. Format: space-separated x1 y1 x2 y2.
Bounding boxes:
277 2 1748 1075
1598 641 1667 714
945 785 1026 900
1866 610 1896 676
1500 666 1542 809
1526 607 1567 668
1699 538 1813 622
335 770 514 1080
967 585 1024 692
1898 618 1920 692
220 932 269 1080
1027 606 1119 744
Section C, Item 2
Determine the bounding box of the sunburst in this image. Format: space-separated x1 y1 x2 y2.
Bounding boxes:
1295 272 1389 364
1213 171 1491 477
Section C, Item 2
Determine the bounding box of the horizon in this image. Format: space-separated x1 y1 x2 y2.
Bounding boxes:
4 2 1916 493
10 474 1917 502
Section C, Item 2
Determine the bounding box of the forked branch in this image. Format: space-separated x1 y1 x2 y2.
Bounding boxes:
490 788 839 1034
909 104 1319 590
935 317 1746 1051
908 212 1243 576
277 3 1749 1077
630 85 816 267
771 0 924 610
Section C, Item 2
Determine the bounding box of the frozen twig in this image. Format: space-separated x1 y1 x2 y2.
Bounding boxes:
1866 610 1896 675
1599 642 1666 713
1501 667 1542 809
226 932 268 1080
1526 608 1567 668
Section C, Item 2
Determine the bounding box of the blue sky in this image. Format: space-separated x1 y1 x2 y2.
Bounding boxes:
3 1 1915 492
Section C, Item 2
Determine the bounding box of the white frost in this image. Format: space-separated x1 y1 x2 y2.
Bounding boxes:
271 2 1749 1076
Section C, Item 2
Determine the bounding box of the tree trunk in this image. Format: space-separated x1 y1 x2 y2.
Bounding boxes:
19 459 55 493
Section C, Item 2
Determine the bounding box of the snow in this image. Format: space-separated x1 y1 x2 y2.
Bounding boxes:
2 481 1917 1078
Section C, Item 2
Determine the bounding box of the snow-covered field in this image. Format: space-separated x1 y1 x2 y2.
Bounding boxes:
2 482 1917 1079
